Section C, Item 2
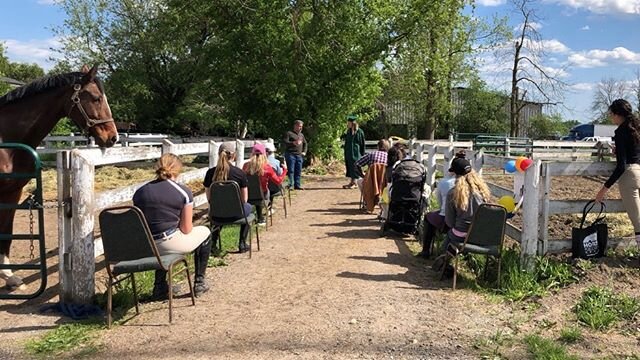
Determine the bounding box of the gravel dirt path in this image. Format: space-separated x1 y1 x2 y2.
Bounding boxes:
0 177 508 359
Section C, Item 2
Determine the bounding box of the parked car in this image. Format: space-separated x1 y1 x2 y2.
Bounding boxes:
581 136 612 142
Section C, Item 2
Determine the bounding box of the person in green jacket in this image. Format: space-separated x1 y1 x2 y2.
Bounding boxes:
342 116 366 189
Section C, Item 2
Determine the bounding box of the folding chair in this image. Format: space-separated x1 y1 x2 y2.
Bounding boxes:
441 203 507 290
247 174 272 227
209 181 260 258
98 206 196 328
269 182 288 218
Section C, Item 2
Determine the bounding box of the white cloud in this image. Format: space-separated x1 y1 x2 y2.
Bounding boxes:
571 82 595 91
1 38 61 70
569 47 640 68
581 25 590 30
544 0 640 15
36 0 57 4
521 39 571 54
476 0 507 6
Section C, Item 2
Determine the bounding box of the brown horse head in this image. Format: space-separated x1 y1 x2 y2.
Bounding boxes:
67 65 118 147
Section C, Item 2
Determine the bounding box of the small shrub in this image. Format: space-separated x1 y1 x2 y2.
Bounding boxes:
574 286 640 330
524 334 578 360
558 327 583 344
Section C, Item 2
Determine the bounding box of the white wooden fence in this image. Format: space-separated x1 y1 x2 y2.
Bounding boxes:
38 133 170 154
56 138 272 304
408 140 630 269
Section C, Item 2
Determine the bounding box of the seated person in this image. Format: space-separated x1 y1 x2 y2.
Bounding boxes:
133 153 211 298
203 142 253 255
243 143 288 225
443 154 491 253
265 142 284 213
417 165 456 258
355 139 390 191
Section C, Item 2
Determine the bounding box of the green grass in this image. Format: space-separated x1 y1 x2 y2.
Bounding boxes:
25 322 103 357
524 334 578 360
558 326 583 344
574 286 640 330
493 249 578 302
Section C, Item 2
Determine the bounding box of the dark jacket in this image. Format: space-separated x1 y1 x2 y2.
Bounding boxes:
605 121 640 188
284 130 308 155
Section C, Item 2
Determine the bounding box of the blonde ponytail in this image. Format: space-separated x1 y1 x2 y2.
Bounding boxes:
213 151 235 182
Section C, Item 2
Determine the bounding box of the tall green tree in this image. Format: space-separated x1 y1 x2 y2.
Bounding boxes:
452 77 509 134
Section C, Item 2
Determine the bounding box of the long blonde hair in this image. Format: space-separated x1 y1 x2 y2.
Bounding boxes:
156 153 182 180
452 170 491 211
213 150 235 182
245 153 267 176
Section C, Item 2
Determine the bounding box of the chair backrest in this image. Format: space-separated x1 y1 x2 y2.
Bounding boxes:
246 174 265 203
209 181 246 219
98 206 159 264
464 203 507 248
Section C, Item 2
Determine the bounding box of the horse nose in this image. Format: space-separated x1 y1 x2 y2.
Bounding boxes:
110 136 118 145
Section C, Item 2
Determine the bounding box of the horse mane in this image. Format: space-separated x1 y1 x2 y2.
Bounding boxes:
0 72 104 108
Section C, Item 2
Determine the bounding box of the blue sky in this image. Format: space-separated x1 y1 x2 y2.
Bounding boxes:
1 0 639 123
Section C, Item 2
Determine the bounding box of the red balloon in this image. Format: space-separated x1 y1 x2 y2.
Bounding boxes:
520 158 533 171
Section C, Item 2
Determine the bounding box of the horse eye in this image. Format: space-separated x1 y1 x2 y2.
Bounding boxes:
92 95 101 102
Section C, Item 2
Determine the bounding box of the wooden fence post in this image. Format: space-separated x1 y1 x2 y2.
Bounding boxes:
209 141 220 168
426 144 436 188
62 150 96 303
521 159 541 270
235 139 245 168
505 138 511 157
537 162 551 255
57 150 72 301
162 139 174 154
473 149 484 176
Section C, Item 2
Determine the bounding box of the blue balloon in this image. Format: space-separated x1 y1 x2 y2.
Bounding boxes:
504 160 517 173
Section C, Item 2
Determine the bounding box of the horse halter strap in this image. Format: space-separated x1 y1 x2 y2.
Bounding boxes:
69 83 115 129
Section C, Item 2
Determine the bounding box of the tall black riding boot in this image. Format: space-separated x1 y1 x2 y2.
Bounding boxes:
193 237 212 297
151 269 168 299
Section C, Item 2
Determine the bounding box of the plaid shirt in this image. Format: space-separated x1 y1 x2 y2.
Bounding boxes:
355 150 388 168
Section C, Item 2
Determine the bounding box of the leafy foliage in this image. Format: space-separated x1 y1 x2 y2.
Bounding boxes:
526 114 578 140
452 78 510 135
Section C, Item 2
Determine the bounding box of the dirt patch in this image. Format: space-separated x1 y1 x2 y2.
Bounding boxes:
1 177 639 359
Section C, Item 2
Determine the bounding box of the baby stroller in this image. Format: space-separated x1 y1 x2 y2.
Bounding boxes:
381 159 427 235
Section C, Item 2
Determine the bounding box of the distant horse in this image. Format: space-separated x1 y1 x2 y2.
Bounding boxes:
0 64 118 290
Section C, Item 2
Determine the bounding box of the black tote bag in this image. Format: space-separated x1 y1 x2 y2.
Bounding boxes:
571 200 608 259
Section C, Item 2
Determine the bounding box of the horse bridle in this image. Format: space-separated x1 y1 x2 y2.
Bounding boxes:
69 83 115 129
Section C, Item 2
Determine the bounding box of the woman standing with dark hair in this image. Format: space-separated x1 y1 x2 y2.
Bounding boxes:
342 116 366 189
595 99 640 252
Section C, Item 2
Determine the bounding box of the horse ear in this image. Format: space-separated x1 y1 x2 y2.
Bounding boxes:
80 64 90 73
81 64 99 84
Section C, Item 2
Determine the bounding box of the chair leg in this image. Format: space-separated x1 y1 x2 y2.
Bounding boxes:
130 273 139 314
497 256 502 288
184 259 196 306
288 188 292 206
483 256 490 282
453 256 459 290
168 266 174 323
439 252 450 281
107 276 113 328
269 200 273 227
256 223 261 251
283 194 288 218
248 226 253 259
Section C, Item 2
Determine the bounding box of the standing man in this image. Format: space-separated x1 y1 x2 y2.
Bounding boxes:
284 119 307 190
